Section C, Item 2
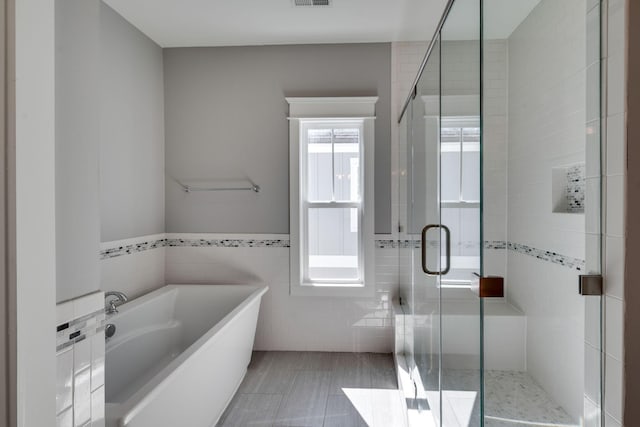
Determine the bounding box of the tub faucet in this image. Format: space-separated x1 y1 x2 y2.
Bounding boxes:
105 291 128 314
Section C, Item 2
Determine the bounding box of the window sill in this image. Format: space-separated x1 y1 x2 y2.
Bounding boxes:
290 282 374 297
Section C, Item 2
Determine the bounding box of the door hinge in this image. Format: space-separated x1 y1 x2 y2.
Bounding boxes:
472 273 504 298
579 275 603 295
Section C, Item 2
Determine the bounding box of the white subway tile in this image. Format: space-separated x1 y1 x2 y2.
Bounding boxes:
605 412 622 427
584 396 601 427
587 6 600 66
586 120 601 179
56 407 73 427
606 113 625 176
56 301 74 327
605 174 624 237
73 292 103 320
604 355 623 422
74 338 91 374
584 295 601 348
91 386 105 427
584 343 601 403
56 348 74 414
605 236 624 299
607 0 625 58
605 296 623 360
91 333 105 391
585 233 601 273
606 53 625 116
74 368 92 427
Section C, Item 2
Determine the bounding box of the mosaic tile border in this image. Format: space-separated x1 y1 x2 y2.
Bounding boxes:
100 235 585 271
100 238 293 259
165 238 290 249
507 242 585 272
485 240 507 250
100 238 166 260
56 308 105 353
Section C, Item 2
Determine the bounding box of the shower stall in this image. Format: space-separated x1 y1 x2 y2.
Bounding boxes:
396 0 603 426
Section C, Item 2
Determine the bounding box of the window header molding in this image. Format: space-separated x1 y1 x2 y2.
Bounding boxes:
286 96 379 119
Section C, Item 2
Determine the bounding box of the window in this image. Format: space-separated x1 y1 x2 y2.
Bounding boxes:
287 97 377 296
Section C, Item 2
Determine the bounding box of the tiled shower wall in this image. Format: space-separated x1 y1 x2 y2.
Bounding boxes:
505 0 588 420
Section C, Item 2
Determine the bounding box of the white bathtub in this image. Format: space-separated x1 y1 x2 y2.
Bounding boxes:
104 284 268 427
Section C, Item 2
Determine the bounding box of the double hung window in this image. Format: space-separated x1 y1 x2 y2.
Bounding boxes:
287 97 377 296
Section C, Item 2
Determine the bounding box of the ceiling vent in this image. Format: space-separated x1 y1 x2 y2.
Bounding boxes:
293 0 332 6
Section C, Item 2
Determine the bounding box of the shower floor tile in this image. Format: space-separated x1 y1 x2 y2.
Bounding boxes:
484 370 576 427
216 351 406 427
412 362 577 427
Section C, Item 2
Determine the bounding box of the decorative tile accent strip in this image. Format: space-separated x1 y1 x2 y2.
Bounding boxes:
484 240 507 250
100 237 291 259
56 308 105 352
100 238 166 260
100 235 584 271
165 238 290 248
566 163 585 213
507 242 585 271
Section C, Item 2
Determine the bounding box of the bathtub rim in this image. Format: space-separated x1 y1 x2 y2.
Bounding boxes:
105 283 268 425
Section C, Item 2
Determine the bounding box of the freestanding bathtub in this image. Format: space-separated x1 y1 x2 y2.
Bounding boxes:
104 284 268 427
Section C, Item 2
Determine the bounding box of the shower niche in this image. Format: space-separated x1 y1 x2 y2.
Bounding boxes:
552 163 586 214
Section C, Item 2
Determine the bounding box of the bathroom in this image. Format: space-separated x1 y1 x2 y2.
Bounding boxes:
7 0 632 426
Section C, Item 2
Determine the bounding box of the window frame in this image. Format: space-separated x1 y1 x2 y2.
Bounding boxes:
287 97 377 297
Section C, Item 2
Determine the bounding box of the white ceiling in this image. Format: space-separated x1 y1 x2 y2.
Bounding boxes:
102 0 448 48
102 0 542 48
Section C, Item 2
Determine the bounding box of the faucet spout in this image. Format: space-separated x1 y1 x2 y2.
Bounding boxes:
105 291 128 314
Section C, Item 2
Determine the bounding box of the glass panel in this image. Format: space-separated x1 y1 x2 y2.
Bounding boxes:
398 107 415 384
441 149 461 202
306 126 361 203
306 207 359 281
307 128 333 202
461 145 480 202
481 0 600 426
440 0 483 426
333 128 360 202
411 34 442 425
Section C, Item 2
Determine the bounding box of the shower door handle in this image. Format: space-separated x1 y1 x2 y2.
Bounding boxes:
421 224 451 276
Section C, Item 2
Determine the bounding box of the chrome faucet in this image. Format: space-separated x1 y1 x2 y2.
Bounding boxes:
105 291 128 314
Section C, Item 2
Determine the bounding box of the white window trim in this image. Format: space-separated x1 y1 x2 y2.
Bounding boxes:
287 97 377 297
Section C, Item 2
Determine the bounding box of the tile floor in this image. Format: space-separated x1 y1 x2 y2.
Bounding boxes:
216 351 406 427
218 352 577 427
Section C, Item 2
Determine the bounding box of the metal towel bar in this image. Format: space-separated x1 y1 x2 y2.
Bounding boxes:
177 180 260 193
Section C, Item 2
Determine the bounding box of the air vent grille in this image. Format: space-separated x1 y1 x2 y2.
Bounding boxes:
294 0 331 6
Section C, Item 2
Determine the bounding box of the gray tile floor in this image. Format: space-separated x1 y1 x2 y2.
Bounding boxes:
216 351 407 427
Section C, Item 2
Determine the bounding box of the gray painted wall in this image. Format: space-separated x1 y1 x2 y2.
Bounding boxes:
99 2 165 242
55 0 101 302
164 43 391 234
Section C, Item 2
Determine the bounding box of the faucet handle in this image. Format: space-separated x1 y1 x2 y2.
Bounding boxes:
107 300 119 314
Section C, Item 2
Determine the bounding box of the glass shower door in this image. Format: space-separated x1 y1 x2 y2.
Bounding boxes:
439 1 483 426
408 33 442 420
407 1 484 425
409 34 443 425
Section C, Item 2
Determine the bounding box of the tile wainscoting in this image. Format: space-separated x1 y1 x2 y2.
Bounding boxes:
100 233 398 353
56 292 106 427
